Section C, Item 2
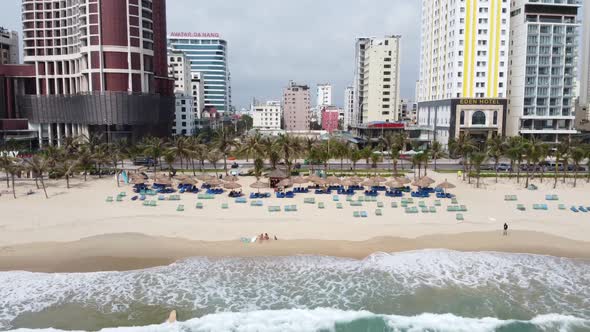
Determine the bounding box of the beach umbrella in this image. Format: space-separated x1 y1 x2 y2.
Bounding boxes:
250 180 270 193
176 176 198 185
277 178 293 187
223 182 242 190
154 177 172 186
326 176 341 185
291 176 309 184
420 176 436 185
206 178 223 186
308 175 322 183
411 179 431 188
395 176 411 185
341 179 355 187
371 176 387 183
436 179 456 190
267 168 287 178
197 174 215 181
362 179 379 187
131 177 146 185
224 175 240 182
348 176 363 183
384 181 401 188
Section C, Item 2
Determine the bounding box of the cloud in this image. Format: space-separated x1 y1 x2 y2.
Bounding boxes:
0 0 422 109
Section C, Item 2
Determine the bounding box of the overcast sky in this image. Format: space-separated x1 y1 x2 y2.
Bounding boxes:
1 1 421 109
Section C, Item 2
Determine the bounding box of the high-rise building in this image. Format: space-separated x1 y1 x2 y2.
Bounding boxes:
343 86 354 129
168 32 231 113
252 101 282 130
352 36 402 127
580 1 590 107
507 0 581 142
415 0 510 149
172 94 195 136
168 49 192 95
321 106 340 133
282 81 310 131
398 99 417 122
168 49 199 136
0 27 18 65
190 72 205 116
316 83 332 107
20 0 174 145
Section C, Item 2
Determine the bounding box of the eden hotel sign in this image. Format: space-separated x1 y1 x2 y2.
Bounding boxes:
458 99 503 105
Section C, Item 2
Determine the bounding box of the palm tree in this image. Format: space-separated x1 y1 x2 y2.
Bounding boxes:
470 152 487 188
586 146 590 183
430 141 446 172
391 147 401 177
449 134 476 181
25 155 50 199
486 136 504 183
4 157 19 198
360 146 373 170
379 134 396 171
193 142 208 173
207 149 223 176
55 149 78 189
93 144 111 179
240 133 263 162
421 150 431 176
556 141 570 185
107 143 125 187
350 149 361 174
370 153 381 174
505 137 525 183
169 136 191 170
536 143 549 183
76 146 94 182
212 129 237 175
570 147 585 188
0 154 12 188
254 157 264 180
411 154 421 179
394 132 408 170
276 134 301 177
523 139 542 188
142 137 167 173
163 150 176 176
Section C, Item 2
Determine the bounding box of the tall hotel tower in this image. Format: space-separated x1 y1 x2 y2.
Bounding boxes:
416 0 510 149
21 0 174 145
507 0 581 142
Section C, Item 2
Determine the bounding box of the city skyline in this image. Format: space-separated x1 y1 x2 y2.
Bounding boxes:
0 0 422 109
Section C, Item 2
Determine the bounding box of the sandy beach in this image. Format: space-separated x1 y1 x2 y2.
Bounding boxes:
1 172 590 272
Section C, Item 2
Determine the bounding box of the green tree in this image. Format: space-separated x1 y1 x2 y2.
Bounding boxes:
430 140 446 172
449 134 476 181
240 133 263 162
213 129 238 176
486 136 504 183
76 146 94 182
470 152 487 188
163 150 176 176
207 149 223 176
350 149 361 174
25 154 50 199
254 157 264 180
556 141 570 186
141 137 167 173
570 147 585 188
169 136 191 170
276 134 302 177
505 136 525 183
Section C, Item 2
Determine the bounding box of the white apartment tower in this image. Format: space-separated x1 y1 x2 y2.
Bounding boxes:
0 27 18 65
343 86 354 129
416 0 510 149
168 49 192 95
252 101 282 130
316 84 333 106
507 0 581 142
353 36 402 127
579 0 590 107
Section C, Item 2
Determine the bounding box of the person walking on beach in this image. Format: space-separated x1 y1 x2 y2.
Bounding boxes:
503 223 508 236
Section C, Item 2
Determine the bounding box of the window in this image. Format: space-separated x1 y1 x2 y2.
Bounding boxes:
493 111 498 125
472 111 486 125
460 111 465 125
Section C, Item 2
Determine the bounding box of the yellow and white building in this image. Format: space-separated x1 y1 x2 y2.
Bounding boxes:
416 0 510 149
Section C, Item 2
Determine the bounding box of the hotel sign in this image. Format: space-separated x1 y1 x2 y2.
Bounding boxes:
169 32 221 38
458 99 502 105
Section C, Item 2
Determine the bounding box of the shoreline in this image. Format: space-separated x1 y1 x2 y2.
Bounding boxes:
1 231 589 273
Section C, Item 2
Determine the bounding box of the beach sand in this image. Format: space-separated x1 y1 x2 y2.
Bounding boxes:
1 172 590 272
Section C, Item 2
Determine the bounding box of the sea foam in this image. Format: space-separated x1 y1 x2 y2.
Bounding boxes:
1 250 589 330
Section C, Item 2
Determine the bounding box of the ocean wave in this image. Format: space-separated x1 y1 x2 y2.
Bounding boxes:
1 250 589 330
6 309 590 332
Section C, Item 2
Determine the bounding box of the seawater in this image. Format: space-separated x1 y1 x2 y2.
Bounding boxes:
0 250 589 332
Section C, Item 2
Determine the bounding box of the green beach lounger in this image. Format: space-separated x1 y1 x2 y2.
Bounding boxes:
558 204 566 210
119 192 127 197
418 201 426 208
318 202 325 209
451 198 459 204
421 207 429 213
221 203 229 209
353 211 361 218
177 204 184 212
336 203 343 209
456 213 464 221
346 196 353 202
304 198 316 204
375 209 383 216
106 196 114 202
116 195 123 202
429 206 437 213
150 200 157 207
517 204 526 211
196 202 204 209
350 201 362 207
391 202 398 208
377 202 384 208
332 195 340 202
360 211 368 218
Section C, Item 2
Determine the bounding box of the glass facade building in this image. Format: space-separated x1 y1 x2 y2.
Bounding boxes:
167 35 230 113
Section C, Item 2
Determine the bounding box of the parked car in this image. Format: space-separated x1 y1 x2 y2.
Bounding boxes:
496 163 512 172
231 162 239 169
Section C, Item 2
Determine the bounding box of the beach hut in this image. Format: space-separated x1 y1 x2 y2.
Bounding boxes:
206 178 223 187
250 180 270 192
361 179 379 187
268 168 287 188
420 176 436 185
224 175 240 182
384 181 400 188
395 176 411 185
371 176 387 183
224 182 242 190
292 176 309 184
277 178 293 188
197 174 215 181
308 175 322 183
326 176 341 185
